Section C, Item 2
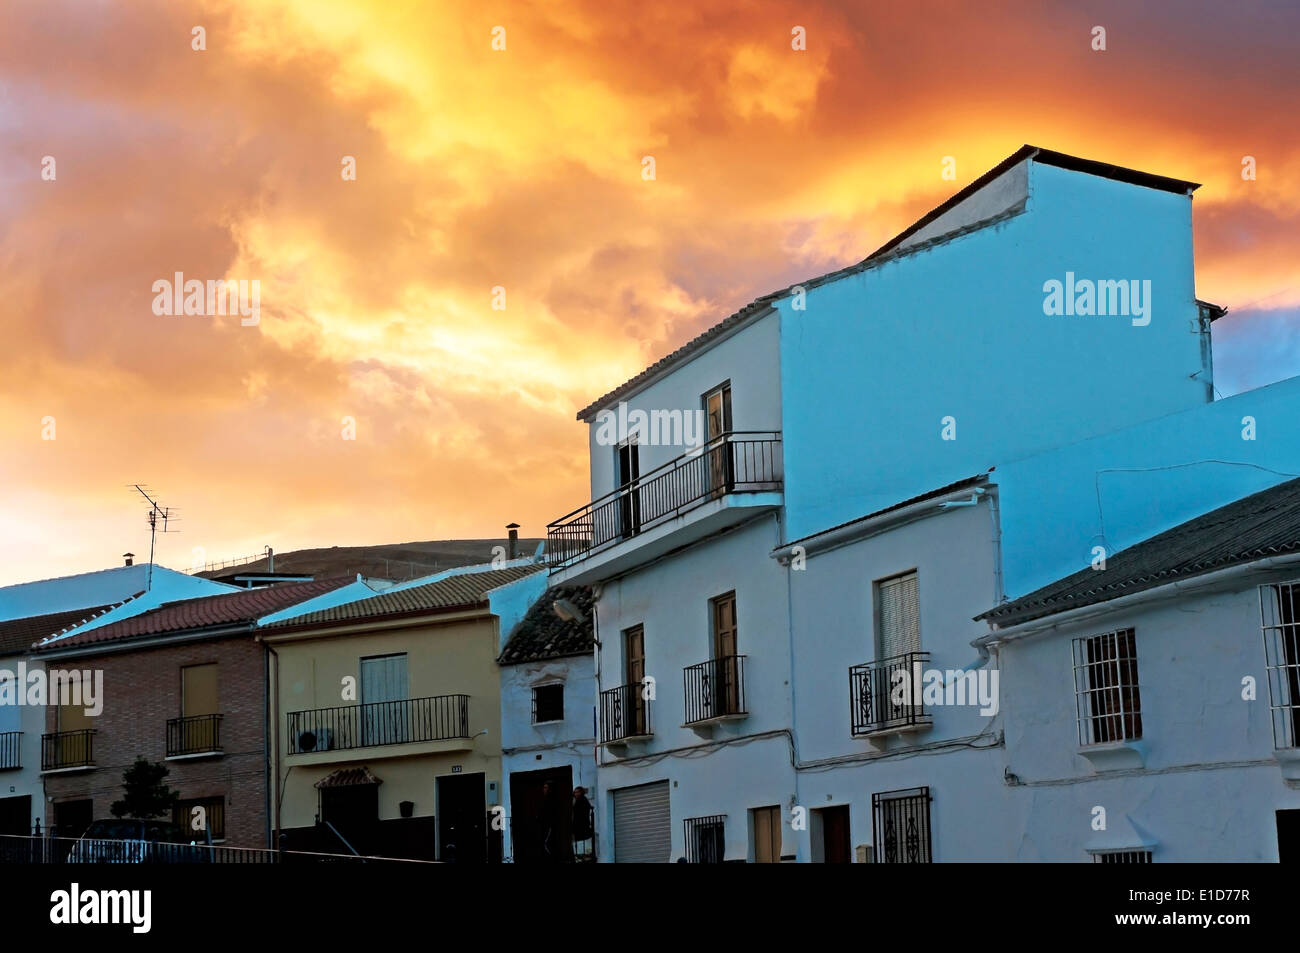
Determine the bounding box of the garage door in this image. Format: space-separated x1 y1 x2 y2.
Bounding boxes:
613 781 670 863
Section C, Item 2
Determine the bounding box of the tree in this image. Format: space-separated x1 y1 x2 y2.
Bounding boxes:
110 757 179 819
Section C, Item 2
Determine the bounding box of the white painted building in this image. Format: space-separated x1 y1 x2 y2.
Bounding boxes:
775 476 1007 861
978 476 1300 862
497 584 598 862
544 145 1297 861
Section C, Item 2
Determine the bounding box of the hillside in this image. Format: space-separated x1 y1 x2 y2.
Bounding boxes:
196 537 547 584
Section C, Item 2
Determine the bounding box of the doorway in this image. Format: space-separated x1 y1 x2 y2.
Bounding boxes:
360 654 410 746
1279 809 1300 862
703 382 733 496
508 765 573 864
617 439 640 538
711 591 741 716
53 798 93 839
814 805 851 863
437 772 486 863
0 795 31 836
625 625 647 736
319 783 380 855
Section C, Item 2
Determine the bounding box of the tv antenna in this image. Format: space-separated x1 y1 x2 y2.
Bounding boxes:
131 485 178 591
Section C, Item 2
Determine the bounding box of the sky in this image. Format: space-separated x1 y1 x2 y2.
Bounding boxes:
0 0 1297 585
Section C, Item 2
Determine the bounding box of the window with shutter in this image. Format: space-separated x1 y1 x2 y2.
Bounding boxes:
875 571 920 661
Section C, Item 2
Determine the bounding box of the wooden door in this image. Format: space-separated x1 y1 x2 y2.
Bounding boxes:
711 592 739 715
704 384 733 495
821 805 851 863
752 805 781 863
625 626 646 735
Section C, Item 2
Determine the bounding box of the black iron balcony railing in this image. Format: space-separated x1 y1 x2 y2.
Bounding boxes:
287 694 470 754
600 683 651 744
850 652 933 736
0 731 20 771
41 729 95 771
166 714 223 757
684 655 747 725
547 431 782 569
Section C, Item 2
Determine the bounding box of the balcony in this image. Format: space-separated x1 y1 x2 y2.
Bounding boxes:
600 683 652 745
166 714 223 759
547 432 782 583
41 729 95 772
850 652 933 738
683 656 747 726
287 694 470 757
0 732 20 771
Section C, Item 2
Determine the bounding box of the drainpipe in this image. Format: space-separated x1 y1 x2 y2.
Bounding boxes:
590 584 604 860
779 509 802 862
260 637 280 849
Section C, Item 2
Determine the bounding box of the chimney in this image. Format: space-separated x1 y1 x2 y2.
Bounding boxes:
123 552 135 567
506 523 520 560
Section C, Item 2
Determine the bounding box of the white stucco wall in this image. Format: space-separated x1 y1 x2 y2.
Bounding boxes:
499 652 597 860
584 308 782 501
997 574 1300 861
786 495 1009 859
592 513 795 861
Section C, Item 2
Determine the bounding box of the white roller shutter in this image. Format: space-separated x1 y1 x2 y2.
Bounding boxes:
613 781 670 863
877 572 920 660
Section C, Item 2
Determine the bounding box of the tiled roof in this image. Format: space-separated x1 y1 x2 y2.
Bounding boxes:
0 604 119 656
267 565 544 629
498 585 595 664
36 577 354 651
978 475 1300 628
576 145 1201 422
315 766 382 788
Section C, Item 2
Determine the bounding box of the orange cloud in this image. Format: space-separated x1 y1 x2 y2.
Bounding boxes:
0 0 1297 583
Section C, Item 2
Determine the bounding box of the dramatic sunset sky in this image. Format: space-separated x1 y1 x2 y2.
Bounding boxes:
1 0 1297 584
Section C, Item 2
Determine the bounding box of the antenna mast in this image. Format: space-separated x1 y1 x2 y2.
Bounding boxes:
131 485 177 591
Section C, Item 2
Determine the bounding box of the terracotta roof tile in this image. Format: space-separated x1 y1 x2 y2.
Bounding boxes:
268 565 544 629
315 766 382 788
0 604 119 656
37 577 354 651
498 585 595 664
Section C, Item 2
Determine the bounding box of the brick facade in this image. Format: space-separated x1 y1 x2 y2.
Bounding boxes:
41 636 268 847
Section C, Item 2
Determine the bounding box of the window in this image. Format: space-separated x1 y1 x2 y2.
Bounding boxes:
174 796 225 842
616 439 641 538
1092 849 1152 864
1073 629 1143 745
703 383 733 496
875 571 920 661
1261 582 1300 749
360 654 409 745
708 591 742 717
751 806 781 863
624 625 647 735
684 814 725 863
181 663 218 717
872 787 932 863
532 684 564 723
703 382 732 439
